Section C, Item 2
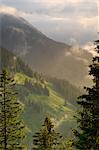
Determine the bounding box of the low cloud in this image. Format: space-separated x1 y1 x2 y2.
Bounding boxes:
83 42 98 57
0 5 17 15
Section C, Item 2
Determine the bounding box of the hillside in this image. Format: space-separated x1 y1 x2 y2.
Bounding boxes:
15 72 78 149
0 13 92 86
0 48 81 149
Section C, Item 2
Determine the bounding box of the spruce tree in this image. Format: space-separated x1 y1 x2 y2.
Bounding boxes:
0 69 26 150
73 40 99 149
32 116 62 150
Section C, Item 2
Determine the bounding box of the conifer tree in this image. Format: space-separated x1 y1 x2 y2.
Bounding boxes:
32 116 62 150
59 138 73 150
73 40 99 149
0 69 26 150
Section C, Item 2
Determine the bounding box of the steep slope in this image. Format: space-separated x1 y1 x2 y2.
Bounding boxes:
15 72 77 149
0 48 81 149
0 13 92 86
0 13 67 58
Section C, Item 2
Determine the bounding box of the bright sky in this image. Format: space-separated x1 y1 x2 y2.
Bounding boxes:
0 0 98 46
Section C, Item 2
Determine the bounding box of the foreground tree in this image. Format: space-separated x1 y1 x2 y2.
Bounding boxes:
32 116 62 150
73 40 99 149
59 138 73 150
0 70 26 149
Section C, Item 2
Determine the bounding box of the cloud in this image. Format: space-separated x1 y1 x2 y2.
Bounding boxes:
0 0 98 45
0 5 17 15
83 42 99 57
2 0 98 18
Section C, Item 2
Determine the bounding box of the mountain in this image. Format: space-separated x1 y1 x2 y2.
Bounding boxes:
0 13 92 86
0 47 81 149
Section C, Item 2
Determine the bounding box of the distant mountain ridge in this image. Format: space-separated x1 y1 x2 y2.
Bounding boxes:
0 13 92 86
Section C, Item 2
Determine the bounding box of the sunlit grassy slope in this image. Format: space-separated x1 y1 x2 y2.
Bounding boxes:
15 73 76 149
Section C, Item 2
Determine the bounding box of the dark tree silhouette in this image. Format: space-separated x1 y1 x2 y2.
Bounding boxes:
0 70 26 149
73 40 99 149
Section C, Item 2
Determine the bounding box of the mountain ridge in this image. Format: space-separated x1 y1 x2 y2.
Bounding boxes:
0 13 92 86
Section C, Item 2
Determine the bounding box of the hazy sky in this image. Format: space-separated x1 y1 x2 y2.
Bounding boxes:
0 0 98 46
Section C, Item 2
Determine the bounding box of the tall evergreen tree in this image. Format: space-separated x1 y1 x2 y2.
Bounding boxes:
73 40 99 149
32 116 62 150
0 70 26 150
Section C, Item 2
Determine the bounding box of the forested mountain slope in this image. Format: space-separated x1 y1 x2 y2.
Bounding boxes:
0 47 81 149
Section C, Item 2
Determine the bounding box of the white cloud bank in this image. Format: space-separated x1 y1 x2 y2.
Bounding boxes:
0 5 17 15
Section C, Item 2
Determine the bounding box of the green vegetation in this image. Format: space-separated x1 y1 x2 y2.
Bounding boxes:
0 70 27 149
32 116 63 150
73 40 99 149
0 47 81 149
1 41 99 150
0 47 33 77
15 72 76 149
46 77 81 105
1 15 99 150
